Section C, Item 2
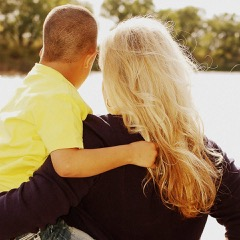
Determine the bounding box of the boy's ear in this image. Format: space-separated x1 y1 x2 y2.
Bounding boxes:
39 48 43 58
84 51 97 68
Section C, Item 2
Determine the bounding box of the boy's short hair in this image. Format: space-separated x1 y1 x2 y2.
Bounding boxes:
42 4 97 63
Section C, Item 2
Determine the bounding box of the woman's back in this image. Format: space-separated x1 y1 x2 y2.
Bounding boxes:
63 114 236 240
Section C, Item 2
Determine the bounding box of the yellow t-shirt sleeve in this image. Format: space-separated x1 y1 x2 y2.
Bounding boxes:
34 93 85 153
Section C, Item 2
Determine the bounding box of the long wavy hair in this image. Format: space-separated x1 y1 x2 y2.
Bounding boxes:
99 17 223 218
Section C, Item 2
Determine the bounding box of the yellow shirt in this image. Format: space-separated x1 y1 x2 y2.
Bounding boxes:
0 63 92 191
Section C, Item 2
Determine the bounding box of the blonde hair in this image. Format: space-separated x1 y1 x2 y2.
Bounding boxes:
42 4 97 62
99 17 223 218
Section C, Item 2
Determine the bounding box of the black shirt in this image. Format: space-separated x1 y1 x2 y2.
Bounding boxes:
0 114 240 239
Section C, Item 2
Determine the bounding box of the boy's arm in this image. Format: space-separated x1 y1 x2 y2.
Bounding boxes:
50 141 157 177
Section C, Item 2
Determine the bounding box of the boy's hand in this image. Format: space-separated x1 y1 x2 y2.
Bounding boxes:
129 141 158 168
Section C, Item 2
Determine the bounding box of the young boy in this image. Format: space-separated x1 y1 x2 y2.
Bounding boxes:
0 5 157 192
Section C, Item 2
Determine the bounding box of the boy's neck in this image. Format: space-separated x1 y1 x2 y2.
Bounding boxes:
39 60 85 89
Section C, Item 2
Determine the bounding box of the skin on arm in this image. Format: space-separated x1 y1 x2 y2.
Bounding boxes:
50 141 157 177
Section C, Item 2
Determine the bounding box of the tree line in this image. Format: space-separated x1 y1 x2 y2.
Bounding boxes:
0 0 239 73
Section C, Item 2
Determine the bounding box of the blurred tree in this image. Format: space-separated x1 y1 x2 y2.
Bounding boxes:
156 8 240 71
101 0 155 23
157 7 205 57
0 0 81 49
1 0 239 72
0 0 92 73
204 14 240 71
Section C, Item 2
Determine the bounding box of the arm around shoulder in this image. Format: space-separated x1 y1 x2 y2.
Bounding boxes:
50 141 157 178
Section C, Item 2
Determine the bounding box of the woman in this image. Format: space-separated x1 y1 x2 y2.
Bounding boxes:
99 16 224 219
1 17 240 240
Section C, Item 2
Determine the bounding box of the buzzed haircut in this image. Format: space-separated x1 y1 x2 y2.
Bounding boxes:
42 4 97 62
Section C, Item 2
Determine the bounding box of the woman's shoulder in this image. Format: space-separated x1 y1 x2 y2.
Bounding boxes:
83 114 143 148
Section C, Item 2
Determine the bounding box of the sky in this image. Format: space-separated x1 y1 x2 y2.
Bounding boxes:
85 0 240 43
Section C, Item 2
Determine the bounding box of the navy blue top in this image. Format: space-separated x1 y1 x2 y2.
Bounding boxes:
0 114 240 240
